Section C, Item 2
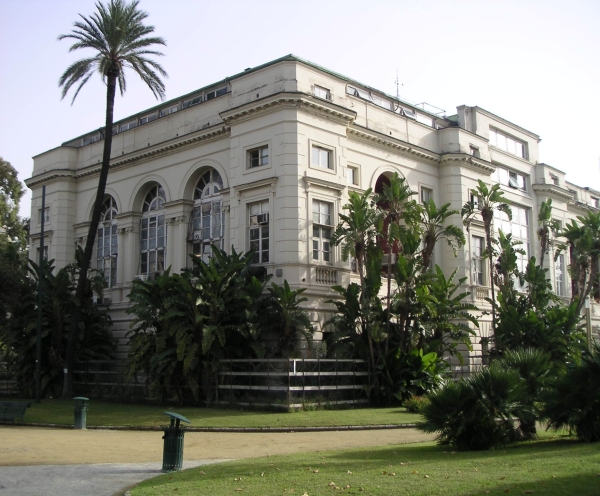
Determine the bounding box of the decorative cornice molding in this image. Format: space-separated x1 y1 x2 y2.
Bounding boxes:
73 126 230 181
234 176 278 196
532 184 574 202
568 201 592 214
220 92 356 126
347 126 440 164
303 175 345 197
440 154 495 174
25 170 76 188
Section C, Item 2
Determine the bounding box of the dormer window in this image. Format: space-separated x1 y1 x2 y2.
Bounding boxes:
313 85 331 100
182 95 202 109
119 121 137 132
159 105 179 117
489 127 527 159
139 113 157 125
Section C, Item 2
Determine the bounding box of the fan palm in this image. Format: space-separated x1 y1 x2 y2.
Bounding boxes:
58 0 167 397
461 180 512 345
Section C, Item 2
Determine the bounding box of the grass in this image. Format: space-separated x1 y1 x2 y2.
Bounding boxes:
12 399 420 428
131 436 600 496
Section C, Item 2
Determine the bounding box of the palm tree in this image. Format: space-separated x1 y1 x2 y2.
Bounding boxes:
331 189 380 389
461 180 512 344
537 198 559 268
420 199 465 270
331 189 378 290
58 0 167 397
374 173 416 351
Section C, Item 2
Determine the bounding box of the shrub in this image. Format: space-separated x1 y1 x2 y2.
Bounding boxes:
542 342 600 442
419 367 531 450
492 348 552 438
404 395 430 413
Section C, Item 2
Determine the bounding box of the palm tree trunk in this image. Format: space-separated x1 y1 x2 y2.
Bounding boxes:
385 243 392 355
486 227 497 349
62 72 117 399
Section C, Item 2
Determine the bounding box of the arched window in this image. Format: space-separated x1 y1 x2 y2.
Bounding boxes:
189 169 224 263
97 196 118 287
141 185 167 276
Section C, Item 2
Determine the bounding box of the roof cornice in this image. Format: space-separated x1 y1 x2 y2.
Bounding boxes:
220 92 356 126
532 184 574 202
439 153 495 174
347 125 440 164
25 169 76 188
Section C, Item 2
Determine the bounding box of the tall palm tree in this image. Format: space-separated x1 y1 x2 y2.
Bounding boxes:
331 189 380 387
420 199 465 270
374 173 416 351
461 180 512 345
58 0 167 397
536 198 559 268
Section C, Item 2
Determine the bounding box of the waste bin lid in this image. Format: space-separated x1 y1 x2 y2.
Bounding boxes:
164 411 191 423
73 397 89 401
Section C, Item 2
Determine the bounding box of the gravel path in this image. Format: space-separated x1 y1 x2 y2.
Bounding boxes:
0 426 434 495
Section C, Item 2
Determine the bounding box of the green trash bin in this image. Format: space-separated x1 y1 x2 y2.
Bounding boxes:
162 412 191 472
73 397 89 429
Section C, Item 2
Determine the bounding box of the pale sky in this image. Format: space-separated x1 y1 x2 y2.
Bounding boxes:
1 0 599 218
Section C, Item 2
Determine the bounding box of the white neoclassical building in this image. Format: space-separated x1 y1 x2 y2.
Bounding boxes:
26 54 600 359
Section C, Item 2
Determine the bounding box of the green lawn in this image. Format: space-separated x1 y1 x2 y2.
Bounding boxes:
16 399 420 428
132 437 600 496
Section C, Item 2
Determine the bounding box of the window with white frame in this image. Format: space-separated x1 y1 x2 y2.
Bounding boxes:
97 197 118 288
421 187 433 205
190 169 224 263
248 146 269 169
313 85 331 100
555 254 565 297
592 197 599 209
36 245 48 261
140 185 166 276
119 120 137 132
472 235 484 285
493 166 527 192
312 200 333 263
470 145 480 158
38 206 50 224
347 166 359 186
139 112 157 125
494 205 530 289
159 105 179 118
489 128 527 159
248 200 269 264
312 145 332 170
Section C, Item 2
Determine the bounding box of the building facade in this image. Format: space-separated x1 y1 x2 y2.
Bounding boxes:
26 55 600 359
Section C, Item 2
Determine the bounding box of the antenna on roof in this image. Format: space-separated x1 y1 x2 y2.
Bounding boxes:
395 69 400 100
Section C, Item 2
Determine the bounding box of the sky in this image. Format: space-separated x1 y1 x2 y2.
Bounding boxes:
1 0 599 218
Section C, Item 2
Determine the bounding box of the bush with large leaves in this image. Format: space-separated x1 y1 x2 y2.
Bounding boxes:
0 254 114 397
419 366 531 450
542 342 600 442
126 247 270 404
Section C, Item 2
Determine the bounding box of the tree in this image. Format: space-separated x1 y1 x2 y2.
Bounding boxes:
331 189 381 390
537 198 559 268
420 199 465 270
374 173 416 352
555 211 600 316
58 0 167 397
0 157 27 250
462 180 512 344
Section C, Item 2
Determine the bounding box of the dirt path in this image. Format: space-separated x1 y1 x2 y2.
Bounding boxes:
0 426 434 466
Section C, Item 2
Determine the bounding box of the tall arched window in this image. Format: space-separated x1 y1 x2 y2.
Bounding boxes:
97 196 118 287
141 185 167 276
189 169 224 263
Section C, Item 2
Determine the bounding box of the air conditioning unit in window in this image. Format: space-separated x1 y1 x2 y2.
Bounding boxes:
250 213 269 226
134 274 147 282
